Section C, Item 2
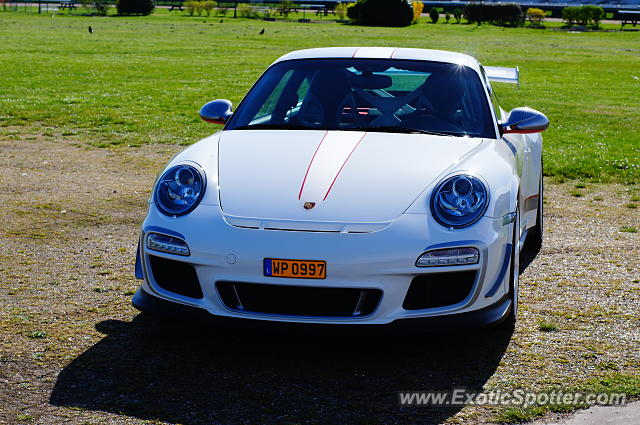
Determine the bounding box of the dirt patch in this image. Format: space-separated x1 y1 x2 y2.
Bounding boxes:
0 137 638 424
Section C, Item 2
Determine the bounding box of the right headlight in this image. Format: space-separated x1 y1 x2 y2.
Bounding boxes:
154 163 206 217
430 174 489 228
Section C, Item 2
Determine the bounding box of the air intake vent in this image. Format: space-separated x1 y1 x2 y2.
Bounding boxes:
216 281 381 318
403 271 476 310
149 255 203 299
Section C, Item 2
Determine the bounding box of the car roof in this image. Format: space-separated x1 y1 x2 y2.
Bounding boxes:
273 47 480 71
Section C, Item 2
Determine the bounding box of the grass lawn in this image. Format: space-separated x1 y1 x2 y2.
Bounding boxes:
1 10 639 182
0 10 639 182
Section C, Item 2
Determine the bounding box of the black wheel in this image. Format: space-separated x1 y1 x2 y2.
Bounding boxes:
528 167 544 251
500 206 521 329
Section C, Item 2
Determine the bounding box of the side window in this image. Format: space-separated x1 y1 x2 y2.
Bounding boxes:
489 90 503 122
480 66 503 122
254 69 295 121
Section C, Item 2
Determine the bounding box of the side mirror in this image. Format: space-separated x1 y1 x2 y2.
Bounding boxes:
199 99 233 124
501 107 549 134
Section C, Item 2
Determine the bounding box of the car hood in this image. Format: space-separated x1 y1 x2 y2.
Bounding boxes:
218 129 484 223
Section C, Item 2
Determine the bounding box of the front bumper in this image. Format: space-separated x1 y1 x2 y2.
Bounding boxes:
134 205 513 326
132 287 512 331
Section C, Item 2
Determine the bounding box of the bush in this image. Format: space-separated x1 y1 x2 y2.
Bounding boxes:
347 2 358 20
463 3 484 24
237 3 258 18
429 7 439 23
563 6 577 26
262 7 276 18
582 5 604 28
576 5 591 25
347 0 414 27
117 0 154 15
411 1 423 24
184 0 194 15
562 5 604 28
279 0 294 18
463 3 522 26
588 5 605 28
335 2 351 20
184 0 201 16
493 3 522 26
81 0 110 15
216 5 228 16
526 8 545 26
203 1 215 16
453 7 462 23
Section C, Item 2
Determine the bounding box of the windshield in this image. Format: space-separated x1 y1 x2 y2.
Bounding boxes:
225 58 496 138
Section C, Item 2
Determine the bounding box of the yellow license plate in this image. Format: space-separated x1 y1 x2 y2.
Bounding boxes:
263 258 326 279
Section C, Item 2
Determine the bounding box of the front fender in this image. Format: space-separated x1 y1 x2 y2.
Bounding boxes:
405 139 519 220
155 132 222 207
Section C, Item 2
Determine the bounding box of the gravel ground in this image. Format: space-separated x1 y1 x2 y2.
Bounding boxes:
0 136 638 425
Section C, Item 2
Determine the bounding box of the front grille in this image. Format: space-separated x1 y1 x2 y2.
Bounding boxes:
402 271 476 310
216 281 382 317
149 255 203 299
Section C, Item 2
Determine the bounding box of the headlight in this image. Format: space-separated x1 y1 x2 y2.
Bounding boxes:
154 163 205 216
430 174 488 228
146 233 190 256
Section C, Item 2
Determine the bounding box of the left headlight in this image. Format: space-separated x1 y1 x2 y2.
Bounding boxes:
154 163 206 216
430 174 488 228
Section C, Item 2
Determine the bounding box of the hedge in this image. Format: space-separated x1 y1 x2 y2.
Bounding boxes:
117 0 155 15
562 5 605 28
463 3 523 26
347 0 414 27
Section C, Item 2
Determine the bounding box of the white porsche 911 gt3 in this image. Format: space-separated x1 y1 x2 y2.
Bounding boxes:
132 47 548 329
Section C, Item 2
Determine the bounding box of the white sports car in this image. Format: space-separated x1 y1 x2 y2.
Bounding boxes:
132 47 548 329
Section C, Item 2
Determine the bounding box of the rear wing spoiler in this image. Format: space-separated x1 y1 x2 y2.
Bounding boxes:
484 66 519 88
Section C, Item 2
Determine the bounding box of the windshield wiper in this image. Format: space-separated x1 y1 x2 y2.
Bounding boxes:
232 123 319 131
232 123 469 137
359 126 466 137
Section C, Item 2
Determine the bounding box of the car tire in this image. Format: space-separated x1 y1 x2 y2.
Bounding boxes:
500 205 521 329
528 165 544 251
